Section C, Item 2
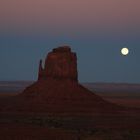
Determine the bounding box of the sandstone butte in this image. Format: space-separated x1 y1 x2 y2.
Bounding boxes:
2 46 123 114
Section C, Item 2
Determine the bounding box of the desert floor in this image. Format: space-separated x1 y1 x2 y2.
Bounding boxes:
0 82 140 140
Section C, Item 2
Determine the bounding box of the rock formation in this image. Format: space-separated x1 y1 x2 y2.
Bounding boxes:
6 46 121 114
38 46 78 82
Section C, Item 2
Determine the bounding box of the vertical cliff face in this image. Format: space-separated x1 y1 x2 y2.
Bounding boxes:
38 46 78 82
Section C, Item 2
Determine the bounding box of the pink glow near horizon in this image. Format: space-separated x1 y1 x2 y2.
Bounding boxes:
0 0 140 34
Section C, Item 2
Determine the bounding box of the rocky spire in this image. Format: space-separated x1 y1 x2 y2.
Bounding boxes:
38 59 44 80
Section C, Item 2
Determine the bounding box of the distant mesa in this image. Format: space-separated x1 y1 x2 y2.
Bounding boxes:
3 46 122 114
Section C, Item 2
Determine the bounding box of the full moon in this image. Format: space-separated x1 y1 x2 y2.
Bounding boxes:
121 48 129 56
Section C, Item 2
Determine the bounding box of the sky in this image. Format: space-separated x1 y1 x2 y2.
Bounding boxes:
0 0 140 83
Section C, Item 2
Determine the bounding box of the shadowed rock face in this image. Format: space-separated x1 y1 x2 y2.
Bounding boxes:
38 46 78 82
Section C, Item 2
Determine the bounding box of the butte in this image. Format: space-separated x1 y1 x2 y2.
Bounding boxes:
2 46 122 114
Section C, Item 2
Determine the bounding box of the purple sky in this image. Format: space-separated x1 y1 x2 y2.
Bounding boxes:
0 0 140 35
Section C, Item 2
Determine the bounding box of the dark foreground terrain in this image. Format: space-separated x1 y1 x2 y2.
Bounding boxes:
0 81 140 140
0 112 140 140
